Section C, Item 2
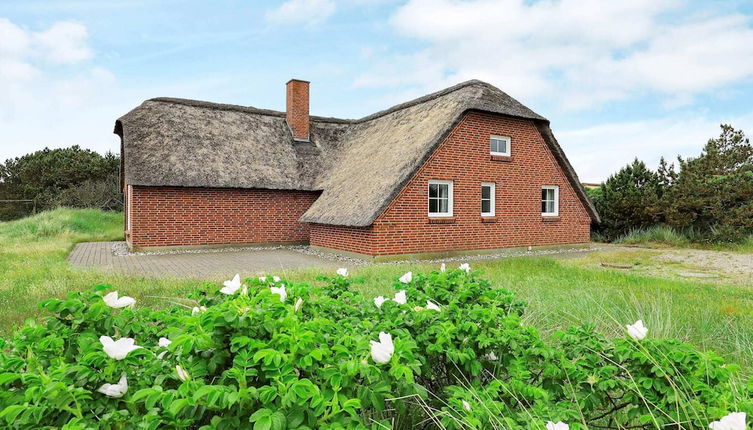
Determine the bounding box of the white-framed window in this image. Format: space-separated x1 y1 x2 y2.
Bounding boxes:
428 180 453 217
490 135 511 156
481 182 495 216
541 185 559 216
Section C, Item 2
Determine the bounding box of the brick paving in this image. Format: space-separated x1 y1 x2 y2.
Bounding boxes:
68 242 340 280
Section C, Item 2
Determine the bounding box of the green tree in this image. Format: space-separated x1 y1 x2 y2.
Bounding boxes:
0 146 121 220
592 159 665 240
665 125 753 241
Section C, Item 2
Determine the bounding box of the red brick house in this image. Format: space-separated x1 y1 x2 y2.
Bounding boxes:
116 79 598 258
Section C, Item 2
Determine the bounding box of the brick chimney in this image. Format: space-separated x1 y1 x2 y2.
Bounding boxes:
286 79 310 141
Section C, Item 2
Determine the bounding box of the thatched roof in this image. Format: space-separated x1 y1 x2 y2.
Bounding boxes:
116 80 599 226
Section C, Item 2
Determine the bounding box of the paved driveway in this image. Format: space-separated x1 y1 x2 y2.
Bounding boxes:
68 242 341 280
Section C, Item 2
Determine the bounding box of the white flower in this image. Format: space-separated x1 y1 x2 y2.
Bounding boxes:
270 285 287 302
370 332 394 364
393 290 407 305
100 336 141 360
440 263 446 272
157 351 167 359
294 298 303 312
462 400 471 411
374 296 388 308
426 300 441 311
546 422 569 430
191 306 207 315
336 267 349 277
626 320 648 341
484 352 498 361
97 373 128 398
158 337 171 348
459 263 471 273
220 274 242 295
103 291 135 308
272 276 281 282
399 271 412 283
709 412 746 430
258 276 266 282
175 365 190 382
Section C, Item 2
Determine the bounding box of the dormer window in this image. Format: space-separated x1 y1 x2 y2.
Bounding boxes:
490 135 511 156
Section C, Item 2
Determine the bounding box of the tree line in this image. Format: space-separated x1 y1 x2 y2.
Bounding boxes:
589 124 753 243
0 146 122 221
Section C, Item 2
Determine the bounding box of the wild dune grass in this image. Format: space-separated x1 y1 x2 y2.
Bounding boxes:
2 209 752 373
0 208 203 335
610 224 753 253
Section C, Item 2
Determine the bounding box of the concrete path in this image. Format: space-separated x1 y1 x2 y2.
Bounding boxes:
68 242 340 280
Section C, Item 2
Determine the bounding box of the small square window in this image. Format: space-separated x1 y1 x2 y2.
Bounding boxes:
541 186 559 216
490 135 511 156
481 182 495 216
428 180 453 217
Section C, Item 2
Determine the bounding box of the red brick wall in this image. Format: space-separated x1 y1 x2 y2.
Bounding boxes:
309 224 378 255
129 186 319 248
286 79 310 140
310 112 591 256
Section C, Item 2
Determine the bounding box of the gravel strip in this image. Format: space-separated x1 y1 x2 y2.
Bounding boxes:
111 241 600 266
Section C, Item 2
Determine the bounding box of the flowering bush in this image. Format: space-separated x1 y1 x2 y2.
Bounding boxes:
0 267 751 429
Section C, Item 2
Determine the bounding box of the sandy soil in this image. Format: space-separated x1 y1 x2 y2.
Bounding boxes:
568 244 753 286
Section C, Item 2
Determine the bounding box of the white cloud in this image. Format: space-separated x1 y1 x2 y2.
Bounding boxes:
0 18 118 161
265 0 336 26
355 0 753 110
34 21 92 64
0 18 31 56
558 113 753 182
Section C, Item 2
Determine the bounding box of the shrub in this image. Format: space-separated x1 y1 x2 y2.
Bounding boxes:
590 159 667 241
0 146 121 221
0 268 750 429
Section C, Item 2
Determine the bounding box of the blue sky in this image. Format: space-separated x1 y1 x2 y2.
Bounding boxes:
2 0 753 181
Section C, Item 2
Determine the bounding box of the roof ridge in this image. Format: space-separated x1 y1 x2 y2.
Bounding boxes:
147 97 352 124
351 79 486 123
145 80 489 126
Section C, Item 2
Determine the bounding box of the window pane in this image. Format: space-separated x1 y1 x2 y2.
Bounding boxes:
541 188 549 201
437 184 448 199
542 200 547 213
482 200 491 213
439 198 448 213
490 139 497 153
481 186 491 200
498 140 507 153
429 198 439 213
429 183 439 198
547 201 555 213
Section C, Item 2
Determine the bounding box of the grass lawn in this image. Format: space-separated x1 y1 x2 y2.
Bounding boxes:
2 208 752 373
0 209 204 334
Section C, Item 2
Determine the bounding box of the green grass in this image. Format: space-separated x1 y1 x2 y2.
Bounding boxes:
2 208 753 373
612 225 753 252
0 208 203 335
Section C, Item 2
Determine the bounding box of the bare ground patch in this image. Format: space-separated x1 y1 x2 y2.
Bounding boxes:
567 244 753 286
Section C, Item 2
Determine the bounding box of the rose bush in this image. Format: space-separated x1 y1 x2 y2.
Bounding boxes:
0 267 751 429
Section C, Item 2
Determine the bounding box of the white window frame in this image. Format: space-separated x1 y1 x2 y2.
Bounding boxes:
481 182 495 216
490 135 511 156
428 180 454 218
541 185 559 216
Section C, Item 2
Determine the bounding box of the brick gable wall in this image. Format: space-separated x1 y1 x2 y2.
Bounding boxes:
309 111 591 255
128 186 319 248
